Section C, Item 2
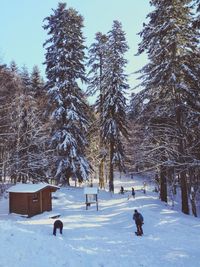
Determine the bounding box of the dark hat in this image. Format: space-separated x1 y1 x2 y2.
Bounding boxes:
134 209 137 212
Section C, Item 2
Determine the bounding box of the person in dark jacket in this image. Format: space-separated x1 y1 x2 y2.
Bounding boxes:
131 187 135 198
53 220 63 236
133 209 144 236
120 186 124 194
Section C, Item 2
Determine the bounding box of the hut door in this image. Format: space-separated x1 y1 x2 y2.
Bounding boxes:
42 190 51 212
28 193 40 217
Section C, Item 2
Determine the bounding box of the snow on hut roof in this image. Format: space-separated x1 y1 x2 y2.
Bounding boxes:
7 183 60 193
84 187 98 195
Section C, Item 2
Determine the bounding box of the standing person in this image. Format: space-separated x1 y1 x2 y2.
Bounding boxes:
131 187 135 198
133 209 144 236
143 181 147 194
120 186 124 194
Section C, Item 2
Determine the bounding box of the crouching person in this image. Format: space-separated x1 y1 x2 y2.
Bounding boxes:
133 209 144 236
53 220 63 236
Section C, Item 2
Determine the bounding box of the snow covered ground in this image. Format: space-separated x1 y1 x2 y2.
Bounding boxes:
0 175 200 267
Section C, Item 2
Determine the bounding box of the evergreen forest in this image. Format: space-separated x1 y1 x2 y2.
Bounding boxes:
1 0 200 217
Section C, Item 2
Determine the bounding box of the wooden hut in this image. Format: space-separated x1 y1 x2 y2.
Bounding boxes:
7 183 59 217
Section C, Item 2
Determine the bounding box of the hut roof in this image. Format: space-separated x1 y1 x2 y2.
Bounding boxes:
7 183 60 193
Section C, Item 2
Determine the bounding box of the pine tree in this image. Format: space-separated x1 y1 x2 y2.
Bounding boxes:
127 90 148 173
43 2 90 185
87 32 108 189
31 65 44 98
9 61 19 74
20 65 32 94
101 20 129 192
136 0 200 213
87 32 108 96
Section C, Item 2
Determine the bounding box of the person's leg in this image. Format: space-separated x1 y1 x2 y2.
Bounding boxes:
53 226 56 236
60 225 63 234
139 224 143 235
136 224 140 234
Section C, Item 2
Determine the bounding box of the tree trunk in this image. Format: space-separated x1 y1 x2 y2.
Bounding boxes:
64 174 70 186
160 166 167 202
109 141 114 192
99 159 105 189
98 57 105 189
176 102 189 215
188 168 198 217
190 193 197 217
180 171 189 214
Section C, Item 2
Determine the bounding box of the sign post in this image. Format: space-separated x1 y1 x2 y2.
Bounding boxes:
84 187 98 211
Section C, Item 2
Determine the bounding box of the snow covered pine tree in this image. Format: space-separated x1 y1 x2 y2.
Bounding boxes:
101 21 129 192
43 3 90 185
87 32 108 189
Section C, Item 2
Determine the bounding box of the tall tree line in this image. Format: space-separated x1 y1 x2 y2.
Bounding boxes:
129 0 200 216
0 63 47 183
0 3 129 191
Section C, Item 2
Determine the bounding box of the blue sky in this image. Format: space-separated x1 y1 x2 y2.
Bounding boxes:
0 0 151 91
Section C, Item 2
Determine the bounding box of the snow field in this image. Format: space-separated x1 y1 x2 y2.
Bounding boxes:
0 176 199 267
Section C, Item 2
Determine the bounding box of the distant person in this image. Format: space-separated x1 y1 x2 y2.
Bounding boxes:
120 186 124 194
143 181 147 194
127 187 135 200
133 209 144 236
154 186 159 193
53 220 63 236
131 187 135 198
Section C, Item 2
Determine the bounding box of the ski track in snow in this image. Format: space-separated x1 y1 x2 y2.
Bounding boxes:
0 176 200 267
